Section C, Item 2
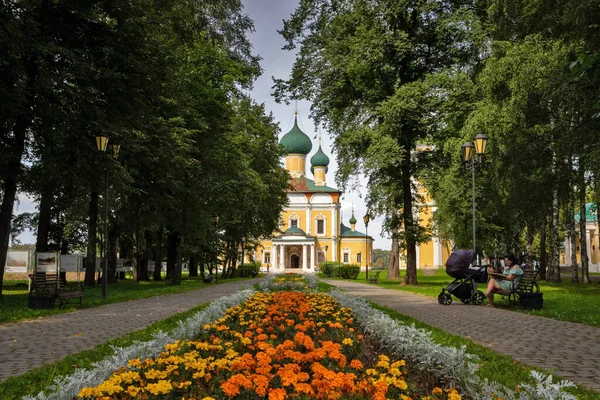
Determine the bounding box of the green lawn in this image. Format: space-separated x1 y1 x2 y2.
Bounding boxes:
321 269 600 326
0 274 252 324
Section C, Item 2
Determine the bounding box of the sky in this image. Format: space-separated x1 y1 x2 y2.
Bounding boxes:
13 0 390 251
242 0 388 249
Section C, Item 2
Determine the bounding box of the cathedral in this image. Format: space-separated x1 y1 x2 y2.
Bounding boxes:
255 113 373 272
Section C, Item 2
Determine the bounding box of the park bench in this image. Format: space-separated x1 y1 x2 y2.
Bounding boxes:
201 271 217 283
28 273 85 309
367 271 381 284
496 269 542 309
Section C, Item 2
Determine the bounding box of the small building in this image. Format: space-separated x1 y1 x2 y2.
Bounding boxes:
561 203 600 272
255 113 373 272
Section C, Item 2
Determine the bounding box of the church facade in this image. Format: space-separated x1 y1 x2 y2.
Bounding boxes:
255 114 373 272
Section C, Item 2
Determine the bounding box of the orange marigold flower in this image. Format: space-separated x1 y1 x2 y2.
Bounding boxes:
350 359 364 370
268 387 287 400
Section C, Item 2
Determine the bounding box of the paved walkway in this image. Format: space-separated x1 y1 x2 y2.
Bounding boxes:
322 279 600 392
0 279 260 382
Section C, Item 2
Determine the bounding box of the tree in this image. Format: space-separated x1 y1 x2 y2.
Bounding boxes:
275 0 483 284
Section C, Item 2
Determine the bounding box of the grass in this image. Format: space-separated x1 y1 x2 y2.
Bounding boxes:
0 274 252 324
0 302 210 400
320 268 600 326
317 280 599 399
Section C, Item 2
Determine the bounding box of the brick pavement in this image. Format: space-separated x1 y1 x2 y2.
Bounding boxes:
0 278 259 382
322 279 600 392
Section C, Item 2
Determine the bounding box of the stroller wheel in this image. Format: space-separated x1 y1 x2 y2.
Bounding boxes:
461 297 471 304
471 290 485 305
438 293 452 305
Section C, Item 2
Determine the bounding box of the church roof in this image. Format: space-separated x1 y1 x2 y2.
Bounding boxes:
289 177 340 193
574 202 598 222
340 223 371 238
280 115 313 155
282 226 308 236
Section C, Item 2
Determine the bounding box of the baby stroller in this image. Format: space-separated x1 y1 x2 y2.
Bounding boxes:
438 249 487 305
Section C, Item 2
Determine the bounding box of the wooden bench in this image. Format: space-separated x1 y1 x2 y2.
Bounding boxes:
29 273 85 309
496 269 540 307
367 271 381 284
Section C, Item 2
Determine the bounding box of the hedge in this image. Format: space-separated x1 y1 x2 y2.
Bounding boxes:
320 262 360 279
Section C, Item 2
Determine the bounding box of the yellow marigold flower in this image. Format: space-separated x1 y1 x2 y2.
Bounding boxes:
127 358 142 368
342 338 353 346
432 387 443 395
201 397 216 400
146 379 173 395
375 359 389 369
126 385 141 397
77 387 95 398
446 388 462 400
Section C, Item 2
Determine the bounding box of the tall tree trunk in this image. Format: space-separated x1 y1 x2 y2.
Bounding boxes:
153 226 163 281
387 235 400 279
189 255 198 277
166 231 177 280
568 155 579 282
387 202 400 279
579 162 592 283
0 0 46 295
401 141 418 285
132 229 139 283
139 230 151 281
525 221 534 269
539 221 547 280
548 154 561 282
84 191 99 287
35 188 53 253
107 226 118 284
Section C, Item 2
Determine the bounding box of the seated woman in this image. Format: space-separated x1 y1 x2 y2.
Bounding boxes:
484 254 523 307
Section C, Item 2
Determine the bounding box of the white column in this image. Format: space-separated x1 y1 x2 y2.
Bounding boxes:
280 245 285 270
311 243 316 269
586 229 592 262
306 206 311 235
272 244 278 272
594 230 600 272
415 243 420 269
302 244 308 270
433 237 442 267
332 238 337 262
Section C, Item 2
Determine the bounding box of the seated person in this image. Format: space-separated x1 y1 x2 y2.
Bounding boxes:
484 254 523 307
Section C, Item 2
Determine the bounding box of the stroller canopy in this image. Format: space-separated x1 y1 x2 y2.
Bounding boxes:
446 249 475 269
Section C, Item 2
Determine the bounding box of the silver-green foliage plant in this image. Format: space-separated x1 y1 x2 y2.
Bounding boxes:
24 289 255 400
329 290 576 400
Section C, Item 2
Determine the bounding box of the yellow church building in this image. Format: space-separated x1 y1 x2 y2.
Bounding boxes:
255 114 373 273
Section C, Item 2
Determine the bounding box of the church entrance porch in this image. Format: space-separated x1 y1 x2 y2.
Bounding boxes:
271 241 317 272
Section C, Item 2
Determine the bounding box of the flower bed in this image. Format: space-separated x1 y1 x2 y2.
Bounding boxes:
76 289 459 399
29 274 576 400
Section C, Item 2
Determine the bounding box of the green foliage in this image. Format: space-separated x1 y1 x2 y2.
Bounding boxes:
319 262 360 279
234 262 260 278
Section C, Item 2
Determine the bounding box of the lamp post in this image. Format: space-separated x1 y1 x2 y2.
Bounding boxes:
95 136 120 299
461 134 488 265
363 214 370 281
241 236 245 268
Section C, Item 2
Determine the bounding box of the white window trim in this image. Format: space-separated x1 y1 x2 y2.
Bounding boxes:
315 213 327 236
288 212 300 229
263 252 271 264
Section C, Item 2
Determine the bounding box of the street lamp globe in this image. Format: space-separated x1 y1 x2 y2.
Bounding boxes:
96 135 109 152
461 142 474 163
473 134 488 155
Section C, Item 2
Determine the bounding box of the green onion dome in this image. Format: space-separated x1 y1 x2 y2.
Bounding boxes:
283 226 307 236
349 214 357 225
280 115 313 155
310 145 330 174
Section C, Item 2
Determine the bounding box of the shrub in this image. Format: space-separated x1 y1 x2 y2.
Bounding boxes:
341 264 360 279
320 261 340 277
235 262 259 277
